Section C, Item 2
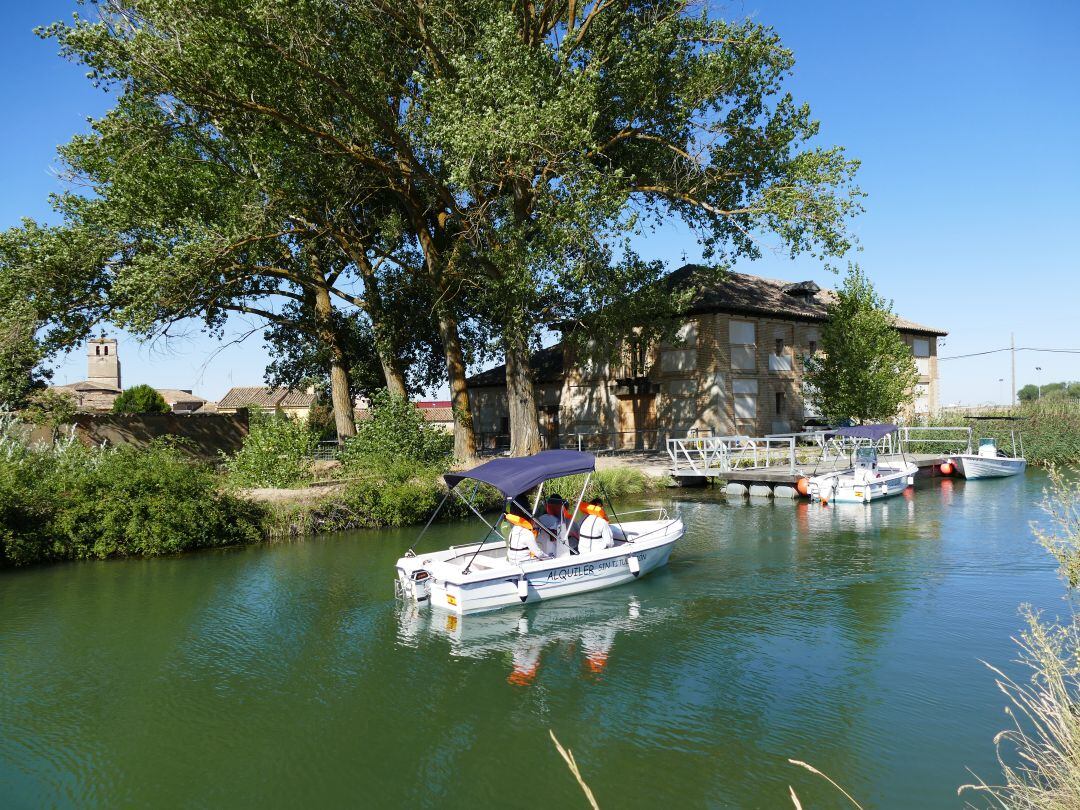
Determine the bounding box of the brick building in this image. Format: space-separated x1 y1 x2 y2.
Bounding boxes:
466 267 946 449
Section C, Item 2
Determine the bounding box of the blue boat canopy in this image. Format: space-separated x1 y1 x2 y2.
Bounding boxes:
444 450 596 498
827 423 897 441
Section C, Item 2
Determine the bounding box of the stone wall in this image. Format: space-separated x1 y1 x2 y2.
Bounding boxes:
42 410 251 460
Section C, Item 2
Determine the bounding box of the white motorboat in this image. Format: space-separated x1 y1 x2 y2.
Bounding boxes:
949 418 1027 479
807 424 918 504
394 450 684 614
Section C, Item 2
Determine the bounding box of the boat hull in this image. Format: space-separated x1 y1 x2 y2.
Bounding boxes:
808 463 917 504
953 455 1026 479
400 519 684 615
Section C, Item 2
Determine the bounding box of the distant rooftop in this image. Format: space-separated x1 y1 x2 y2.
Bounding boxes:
668 265 947 336
218 386 315 409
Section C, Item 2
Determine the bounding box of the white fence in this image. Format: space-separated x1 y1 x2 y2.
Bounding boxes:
666 435 797 476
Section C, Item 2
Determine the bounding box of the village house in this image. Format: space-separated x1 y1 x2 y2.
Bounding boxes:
466 266 946 449
217 386 316 420
53 338 212 413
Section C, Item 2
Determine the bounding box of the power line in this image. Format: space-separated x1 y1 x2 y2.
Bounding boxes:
939 346 1080 361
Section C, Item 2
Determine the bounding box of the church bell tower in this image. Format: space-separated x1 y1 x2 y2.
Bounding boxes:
87 337 121 390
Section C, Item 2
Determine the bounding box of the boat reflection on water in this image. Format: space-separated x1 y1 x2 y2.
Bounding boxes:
396 591 666 683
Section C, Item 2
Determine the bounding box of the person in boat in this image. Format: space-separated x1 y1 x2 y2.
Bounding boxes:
537 494 573 557
577 499 614 554
505 502 548 564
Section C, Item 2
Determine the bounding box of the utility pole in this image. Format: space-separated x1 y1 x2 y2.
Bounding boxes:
1011 332 1016 410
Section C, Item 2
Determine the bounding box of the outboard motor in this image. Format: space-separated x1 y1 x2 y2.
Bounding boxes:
395 566 432 603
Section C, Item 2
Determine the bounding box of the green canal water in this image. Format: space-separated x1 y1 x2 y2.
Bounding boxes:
0 471 1065 808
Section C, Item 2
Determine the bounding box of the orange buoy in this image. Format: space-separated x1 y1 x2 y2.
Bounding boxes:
796 477 810 497
940 461 954 476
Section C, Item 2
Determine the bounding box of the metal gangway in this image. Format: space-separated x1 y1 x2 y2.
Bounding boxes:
666 434 799 477
897 425 972 456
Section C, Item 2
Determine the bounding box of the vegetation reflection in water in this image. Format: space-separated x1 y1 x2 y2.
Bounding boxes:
0 472 1062 808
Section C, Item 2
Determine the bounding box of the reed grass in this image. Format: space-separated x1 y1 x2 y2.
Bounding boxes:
960 465 1080 807
915 401 1080 466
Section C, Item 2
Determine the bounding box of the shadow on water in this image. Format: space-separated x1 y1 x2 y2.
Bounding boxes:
0 470 1065 808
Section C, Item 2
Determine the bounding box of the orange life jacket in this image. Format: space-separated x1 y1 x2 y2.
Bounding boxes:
504 512 538 536
546 503 574 521
581 503 608 521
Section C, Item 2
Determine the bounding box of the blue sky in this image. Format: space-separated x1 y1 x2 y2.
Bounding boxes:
3 1 1078 403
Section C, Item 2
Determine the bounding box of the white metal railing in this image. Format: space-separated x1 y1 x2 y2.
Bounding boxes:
897 426 972 456
666 435 797 475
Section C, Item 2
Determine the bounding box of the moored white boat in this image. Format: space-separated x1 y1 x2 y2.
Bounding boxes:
953 453 1026 479
807 424 918 504
394 450 684 614
947 417 1027 480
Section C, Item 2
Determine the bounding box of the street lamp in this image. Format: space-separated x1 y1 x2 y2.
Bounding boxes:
998 377 1004 406
1036 366 1043 400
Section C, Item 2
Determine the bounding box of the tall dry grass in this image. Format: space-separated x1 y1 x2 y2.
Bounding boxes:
961 465 1080 808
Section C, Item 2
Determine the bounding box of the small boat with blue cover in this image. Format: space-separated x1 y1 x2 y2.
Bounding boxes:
394 450 684 614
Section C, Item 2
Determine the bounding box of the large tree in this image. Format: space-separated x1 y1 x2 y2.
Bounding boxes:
45 0 860 456
803 265 919 424
0 221 114 407
50 94 436 440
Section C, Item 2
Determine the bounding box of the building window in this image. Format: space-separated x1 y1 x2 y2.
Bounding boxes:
95 346 101 356
729 320 756 371
733 379 757 421
775 390 785 415
808 340 817 355
912 338 930 377
104 346 108 356
775 338 784 356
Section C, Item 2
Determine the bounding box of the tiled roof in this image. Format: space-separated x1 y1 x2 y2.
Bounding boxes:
155 388 208 405
420 407 455 422
466 343 565 387
218 386 315 409
355 406 456 423
669 265 947 336
53 380 122 393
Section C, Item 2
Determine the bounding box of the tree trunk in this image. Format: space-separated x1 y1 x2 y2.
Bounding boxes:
505 329 541 456
312 284 357 440
436 308 478 463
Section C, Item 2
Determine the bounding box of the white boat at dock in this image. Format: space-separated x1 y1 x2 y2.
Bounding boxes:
395 450 684 614
807 424 917 504
949 417 1027 479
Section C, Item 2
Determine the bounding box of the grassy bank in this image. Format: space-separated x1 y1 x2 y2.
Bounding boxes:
260 465 662 540
915 401 1080 466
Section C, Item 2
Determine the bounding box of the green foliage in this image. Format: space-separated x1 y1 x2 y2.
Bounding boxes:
264 461 502 537
803 265 919 424
21 389 78 440
223 411 317 488
1018 381 1080 403
926 402 1080 466
0 419 265 566
0 298 49 408
546 467 660 503
111 383 170 414
340 391 454 469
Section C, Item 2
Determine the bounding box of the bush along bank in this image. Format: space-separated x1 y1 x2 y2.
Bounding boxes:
0 420 265 567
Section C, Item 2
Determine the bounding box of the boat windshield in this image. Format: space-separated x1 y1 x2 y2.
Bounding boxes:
979 438 997 448
855 447 877 462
